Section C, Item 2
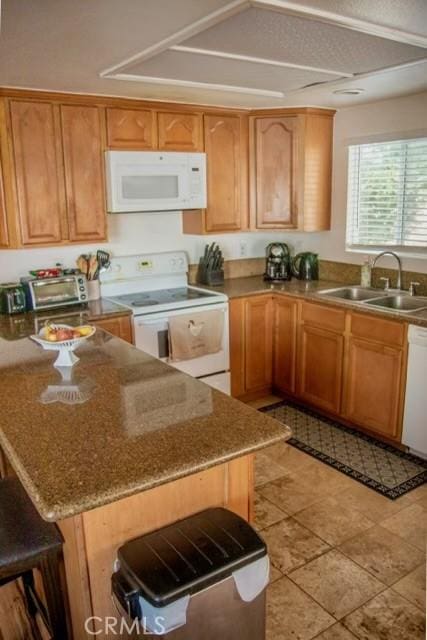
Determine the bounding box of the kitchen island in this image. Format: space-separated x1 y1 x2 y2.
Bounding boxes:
0 328 289 639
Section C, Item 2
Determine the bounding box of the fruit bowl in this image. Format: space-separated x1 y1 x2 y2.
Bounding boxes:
30 323 96 367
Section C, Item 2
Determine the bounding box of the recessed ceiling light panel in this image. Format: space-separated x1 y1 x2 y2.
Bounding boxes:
333 88 365 95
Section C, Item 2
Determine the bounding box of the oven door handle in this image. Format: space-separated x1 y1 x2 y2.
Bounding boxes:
135 306 227 327
135 317 169 326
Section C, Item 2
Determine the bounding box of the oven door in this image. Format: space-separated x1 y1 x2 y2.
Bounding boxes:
133 303 229 378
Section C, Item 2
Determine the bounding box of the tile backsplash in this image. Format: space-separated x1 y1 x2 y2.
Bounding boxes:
189 258 427 296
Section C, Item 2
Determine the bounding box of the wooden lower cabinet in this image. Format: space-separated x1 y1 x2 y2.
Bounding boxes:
296 302 345 414
342 314 406 441
229 296 272 398
297 323 344 414
92 315 133 344
273 296 297 394
229 294 408 442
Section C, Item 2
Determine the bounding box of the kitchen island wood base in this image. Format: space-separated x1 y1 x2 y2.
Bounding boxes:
58 455 254 640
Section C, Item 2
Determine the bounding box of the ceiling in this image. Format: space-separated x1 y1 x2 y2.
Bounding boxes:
1 0 426 108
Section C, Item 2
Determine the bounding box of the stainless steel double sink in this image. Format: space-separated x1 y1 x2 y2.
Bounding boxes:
317 286 427 314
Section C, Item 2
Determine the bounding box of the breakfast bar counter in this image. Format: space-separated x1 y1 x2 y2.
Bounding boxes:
0 329 289 639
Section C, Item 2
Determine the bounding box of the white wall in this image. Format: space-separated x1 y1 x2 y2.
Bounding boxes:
294 90 427 274
0 90 426 282
0 212 292 282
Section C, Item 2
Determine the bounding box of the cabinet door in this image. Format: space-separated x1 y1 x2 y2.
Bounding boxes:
204 114 247 232
158 112 202 151
273 296 297 394
343 337 404 440
297 323 344 414
245 296 273 393
106 108 156 149
0 156 8 247
92 316 133 344
9 100 66 245
60 105 107 243
229 298 246 398
250 116 299 229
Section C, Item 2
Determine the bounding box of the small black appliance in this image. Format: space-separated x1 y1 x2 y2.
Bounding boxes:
263 243 291 282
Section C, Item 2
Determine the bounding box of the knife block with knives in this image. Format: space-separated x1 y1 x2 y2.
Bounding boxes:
197 242 225 286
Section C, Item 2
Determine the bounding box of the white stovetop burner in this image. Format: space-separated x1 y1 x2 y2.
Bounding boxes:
100 251 227 315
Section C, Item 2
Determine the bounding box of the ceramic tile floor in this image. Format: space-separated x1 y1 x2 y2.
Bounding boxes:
251 399 427 640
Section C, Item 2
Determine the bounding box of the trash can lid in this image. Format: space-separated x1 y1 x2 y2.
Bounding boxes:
117 507 267 608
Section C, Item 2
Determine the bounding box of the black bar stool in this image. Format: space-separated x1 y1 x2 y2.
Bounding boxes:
0 477 69 639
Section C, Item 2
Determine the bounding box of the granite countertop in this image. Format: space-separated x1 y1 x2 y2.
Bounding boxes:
207 276 427 327
0 298 132 341
0 330 289 522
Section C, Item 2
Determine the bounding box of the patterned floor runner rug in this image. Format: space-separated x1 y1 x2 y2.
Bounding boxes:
260 400 427 499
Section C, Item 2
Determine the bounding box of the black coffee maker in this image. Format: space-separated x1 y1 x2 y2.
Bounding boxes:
264 243 291 282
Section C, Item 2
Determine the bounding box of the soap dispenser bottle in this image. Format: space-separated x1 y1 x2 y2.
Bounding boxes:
360 255 372 287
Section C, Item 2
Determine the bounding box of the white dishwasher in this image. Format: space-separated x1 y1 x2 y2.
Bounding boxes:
402 325 427 459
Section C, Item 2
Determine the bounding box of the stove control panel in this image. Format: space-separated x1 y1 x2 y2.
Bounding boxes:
138 259 153 272
100 251 189 283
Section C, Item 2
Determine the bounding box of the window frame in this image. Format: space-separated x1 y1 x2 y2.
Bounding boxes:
344 131 427 259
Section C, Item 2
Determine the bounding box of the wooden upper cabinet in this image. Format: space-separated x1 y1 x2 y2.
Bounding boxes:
60 105 107 243
0 156 8 248
9 100 66 246
204 114 247 233
157 112 202 151
106 108 156 149
301 114 333 231
250 116 299 229
273 296 298 395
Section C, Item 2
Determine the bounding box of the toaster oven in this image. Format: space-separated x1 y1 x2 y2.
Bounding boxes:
22 275 88 310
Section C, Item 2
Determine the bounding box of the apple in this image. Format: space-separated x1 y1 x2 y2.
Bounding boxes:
56 328 74 342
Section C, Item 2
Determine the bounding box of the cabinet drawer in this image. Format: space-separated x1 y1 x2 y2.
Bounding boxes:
301 301 345 332
350 313 405 347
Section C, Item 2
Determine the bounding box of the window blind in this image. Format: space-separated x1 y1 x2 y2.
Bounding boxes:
346 137 427 249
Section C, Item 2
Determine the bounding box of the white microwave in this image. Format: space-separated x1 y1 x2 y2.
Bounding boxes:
105 151 206 213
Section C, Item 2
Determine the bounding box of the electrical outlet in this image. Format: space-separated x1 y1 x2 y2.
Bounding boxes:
239 240 247 258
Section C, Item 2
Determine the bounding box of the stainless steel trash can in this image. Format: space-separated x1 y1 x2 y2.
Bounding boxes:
112 507 269 638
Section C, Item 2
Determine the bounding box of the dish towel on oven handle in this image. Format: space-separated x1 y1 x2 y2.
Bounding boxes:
168 309 224 361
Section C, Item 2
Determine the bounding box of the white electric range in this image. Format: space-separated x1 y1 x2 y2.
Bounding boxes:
100 252 230 394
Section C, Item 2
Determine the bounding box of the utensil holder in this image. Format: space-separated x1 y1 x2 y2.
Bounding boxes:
197 266 225 287
87 279 101 301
